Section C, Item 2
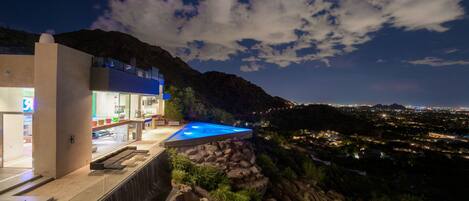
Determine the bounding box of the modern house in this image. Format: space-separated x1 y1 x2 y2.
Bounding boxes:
0 33 169 179
0 34 252 201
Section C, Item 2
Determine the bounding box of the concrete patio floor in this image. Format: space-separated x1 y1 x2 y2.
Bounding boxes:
23 126 181 201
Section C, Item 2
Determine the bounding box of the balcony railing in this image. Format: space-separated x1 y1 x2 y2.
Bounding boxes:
92 57 164 82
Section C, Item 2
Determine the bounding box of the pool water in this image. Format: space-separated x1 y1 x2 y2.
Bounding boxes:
164 122 252 143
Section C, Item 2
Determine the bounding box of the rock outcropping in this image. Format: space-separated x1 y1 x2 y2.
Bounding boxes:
170 138 344 201
175 138 269 193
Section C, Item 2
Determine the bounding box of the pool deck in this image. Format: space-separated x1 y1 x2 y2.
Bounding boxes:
23 126 181 201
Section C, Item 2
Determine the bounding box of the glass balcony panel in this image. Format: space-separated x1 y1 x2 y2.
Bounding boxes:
92 57 164 81
124 64 136 74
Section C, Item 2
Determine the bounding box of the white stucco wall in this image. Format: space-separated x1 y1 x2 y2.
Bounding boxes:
34 43 93 178
0 55 34 88
0 87 23 112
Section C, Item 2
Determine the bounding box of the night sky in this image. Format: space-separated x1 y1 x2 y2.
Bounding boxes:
1 0 469 107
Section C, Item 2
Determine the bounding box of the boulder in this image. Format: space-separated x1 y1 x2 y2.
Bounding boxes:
249 155 256 164
214 151 223 157
293 180 306 191
205 155 216 162
227 168 250 179
200 151 209 157
180 191 201 201
197 145 205 151
215 156 227 163
193 186 210 198
185 148 198 156
233 141 244 147
228 162 239 168
223 148 233 155
240 160 251 168
242 148 251 154
219 141 227 149
327 191 345 201
205 144 219 153
189 153 204 163
230 153 243 162
250 166 260 174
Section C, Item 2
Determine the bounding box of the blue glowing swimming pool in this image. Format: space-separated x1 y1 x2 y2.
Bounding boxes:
164 122 252 147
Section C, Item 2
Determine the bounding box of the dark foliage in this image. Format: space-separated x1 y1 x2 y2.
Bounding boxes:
0 27 38 54
267 104 374 135
198 71 289 114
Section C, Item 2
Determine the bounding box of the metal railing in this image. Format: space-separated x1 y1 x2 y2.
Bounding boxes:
92 57 164 82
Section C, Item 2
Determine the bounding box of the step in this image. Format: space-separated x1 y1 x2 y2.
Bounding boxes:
4 176 54 196
0 170 40 195
0 195 54 201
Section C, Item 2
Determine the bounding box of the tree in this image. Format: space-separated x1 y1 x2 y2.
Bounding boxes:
165 100 183 121
165 86 234 123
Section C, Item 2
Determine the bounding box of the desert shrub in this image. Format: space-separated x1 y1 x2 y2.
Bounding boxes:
210 185 250 201
256 154 278 177
302 159 326 184
168 149 193 171
371 193 392 201
191 165 229 191
169 149 229 191
399 194 424 201
238 188 262 201
172 169 188 184
281 167 298 180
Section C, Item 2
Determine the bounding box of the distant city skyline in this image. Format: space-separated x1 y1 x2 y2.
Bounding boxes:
303 102 469 110
1 0 469 107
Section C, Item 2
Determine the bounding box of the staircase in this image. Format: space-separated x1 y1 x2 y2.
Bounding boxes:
0 170 54 201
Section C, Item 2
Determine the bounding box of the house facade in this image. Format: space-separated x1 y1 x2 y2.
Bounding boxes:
0 33 169 178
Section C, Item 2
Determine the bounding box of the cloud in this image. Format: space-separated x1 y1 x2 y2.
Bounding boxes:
242 56 261 62
376 59 386 63
93 4 102 10
380 0 464 32
92 0 465 69
444 48 459 54
240 62 263 72
321 59 331 67
407 57 469 67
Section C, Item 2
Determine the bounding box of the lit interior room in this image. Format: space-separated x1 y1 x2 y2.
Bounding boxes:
140 95 165 128
92 91 134 159
91 91 165 159
0 87 34 169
